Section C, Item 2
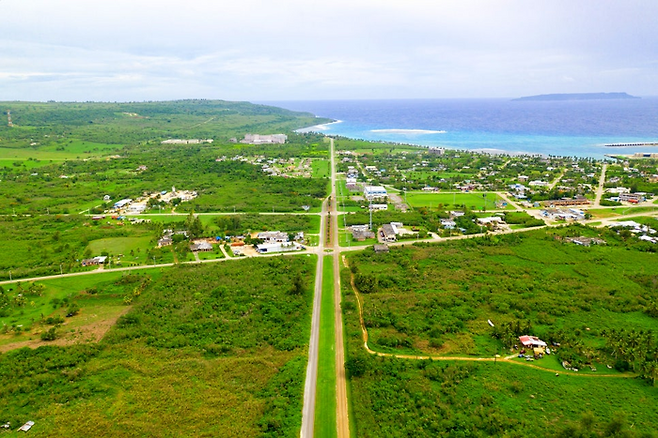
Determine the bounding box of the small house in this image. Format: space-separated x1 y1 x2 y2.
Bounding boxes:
158 236 173 247
190 241 213 252
81 256 107 267
380 224 397 242
519 335 547 349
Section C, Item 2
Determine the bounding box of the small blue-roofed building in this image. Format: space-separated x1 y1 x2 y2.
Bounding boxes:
114 199 132 209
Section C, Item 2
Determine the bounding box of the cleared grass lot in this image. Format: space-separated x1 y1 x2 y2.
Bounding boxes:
405 192 506 210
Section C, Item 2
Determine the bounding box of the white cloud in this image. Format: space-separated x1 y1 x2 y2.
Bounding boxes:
0 0 657 100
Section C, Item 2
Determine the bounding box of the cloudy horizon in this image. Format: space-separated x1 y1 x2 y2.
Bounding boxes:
2 0 657 102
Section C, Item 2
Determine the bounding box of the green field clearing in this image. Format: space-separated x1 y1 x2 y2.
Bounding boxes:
405 192 505 210
0 216 160 280
312 159 330 178
0 159 57 170
403 170 464 180
344 354 658 437
0 269 163 347
338 230 377 248
86 236 153 258
590 205 658 219
315 256 337 438
197 246 225 260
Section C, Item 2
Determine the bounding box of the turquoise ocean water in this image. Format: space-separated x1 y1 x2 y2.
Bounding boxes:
263 98 658 159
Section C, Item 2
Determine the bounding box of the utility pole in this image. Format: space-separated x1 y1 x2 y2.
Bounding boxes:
60 264 63 275
369 199 373 231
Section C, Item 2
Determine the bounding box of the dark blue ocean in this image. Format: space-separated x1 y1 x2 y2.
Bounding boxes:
261 98 658 159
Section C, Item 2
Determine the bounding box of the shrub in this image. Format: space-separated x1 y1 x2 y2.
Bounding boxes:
40 327 57 341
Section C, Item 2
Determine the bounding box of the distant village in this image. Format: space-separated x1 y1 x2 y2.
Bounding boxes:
104 186 197 215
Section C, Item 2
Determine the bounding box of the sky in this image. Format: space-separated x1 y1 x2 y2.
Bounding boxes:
1 0 657 101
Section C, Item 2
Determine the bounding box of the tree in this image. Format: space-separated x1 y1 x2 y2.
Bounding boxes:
290 273 305 295
40 327 57 341
345 355 369 378
67 303 80 316
354 273 378 294
185 212 204 239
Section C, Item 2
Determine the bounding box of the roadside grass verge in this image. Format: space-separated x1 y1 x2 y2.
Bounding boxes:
315 256 337 438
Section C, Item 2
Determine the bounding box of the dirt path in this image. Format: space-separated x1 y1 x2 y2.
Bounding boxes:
497 192 523 210
0 307 131 353
548 170 565 190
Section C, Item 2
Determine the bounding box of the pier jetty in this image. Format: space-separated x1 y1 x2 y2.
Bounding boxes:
604 142 658 147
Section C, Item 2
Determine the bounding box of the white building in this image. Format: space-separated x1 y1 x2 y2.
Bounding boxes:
257 231 289 244
256 242 302 253
114 198 132 209
242 134 287 144
364 185 388 201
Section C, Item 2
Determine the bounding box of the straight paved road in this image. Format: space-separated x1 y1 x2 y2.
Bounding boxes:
300 191 329 437
594 163 608 207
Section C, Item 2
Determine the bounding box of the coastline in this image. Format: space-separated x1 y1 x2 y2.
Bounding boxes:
295 119 342 133
272 98 658 159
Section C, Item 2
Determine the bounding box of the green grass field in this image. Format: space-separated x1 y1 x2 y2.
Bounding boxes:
338 230 377 248
312 159 330 178
315 256 337 438
86 236 151 255
197 246 225 260
405 192 504 210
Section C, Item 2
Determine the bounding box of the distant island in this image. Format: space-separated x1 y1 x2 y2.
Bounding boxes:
513 92 639 102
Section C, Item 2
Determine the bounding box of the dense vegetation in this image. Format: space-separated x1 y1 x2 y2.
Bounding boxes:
0 100 330 145
0 136 329 215
347 225 657 366
342 226 658 436
0 257 314 437
0 215 161 280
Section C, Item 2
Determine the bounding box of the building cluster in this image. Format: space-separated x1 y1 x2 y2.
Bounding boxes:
161 139 213 144
239 134 287 145
608 221 657 244
540 208 586 221
255 231 304 253
438 211 465 231
364 185 388 201
604 187 649 204
346 166 360 192
349 225 376 241
378 222 416 242
109 187 197 214
565 236 606 246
